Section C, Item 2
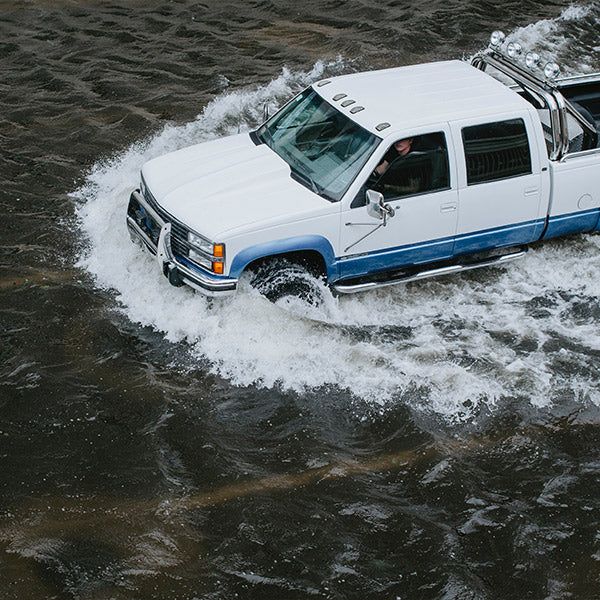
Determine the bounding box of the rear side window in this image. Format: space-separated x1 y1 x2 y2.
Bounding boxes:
462 118 532 185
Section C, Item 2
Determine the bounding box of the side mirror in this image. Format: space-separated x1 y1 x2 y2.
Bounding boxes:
366 189 395 220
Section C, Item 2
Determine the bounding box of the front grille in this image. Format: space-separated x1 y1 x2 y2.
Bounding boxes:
127 194 161 246
127 179 215 271
140 187 191 257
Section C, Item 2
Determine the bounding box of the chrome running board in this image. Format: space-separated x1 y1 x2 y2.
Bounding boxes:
332 248 528 294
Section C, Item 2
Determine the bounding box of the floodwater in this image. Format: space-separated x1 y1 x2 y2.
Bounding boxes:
2 1 600 598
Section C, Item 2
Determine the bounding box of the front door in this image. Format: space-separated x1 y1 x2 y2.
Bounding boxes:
338 130 459 280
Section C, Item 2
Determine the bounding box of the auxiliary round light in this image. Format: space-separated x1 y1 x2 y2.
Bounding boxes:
544 61 560 80
525 52 540 69
489 30 506 47
506 42 522 58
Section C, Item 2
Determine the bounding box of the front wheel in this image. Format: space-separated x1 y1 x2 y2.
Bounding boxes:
248 258 327 305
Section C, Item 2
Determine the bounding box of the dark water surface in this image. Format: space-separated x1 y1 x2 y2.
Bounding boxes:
2 1 600 598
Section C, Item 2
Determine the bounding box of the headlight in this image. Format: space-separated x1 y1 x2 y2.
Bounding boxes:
189 248 212 269
544 62 560 80
525 52 540 69
188 231 214 254
489 31 505 47
187 231 226 274
506 42 522 59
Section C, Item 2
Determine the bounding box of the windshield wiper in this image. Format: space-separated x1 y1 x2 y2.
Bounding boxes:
290 167 332 202
275 119 334 131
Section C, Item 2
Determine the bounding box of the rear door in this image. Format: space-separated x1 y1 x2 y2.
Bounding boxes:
450 112 548 255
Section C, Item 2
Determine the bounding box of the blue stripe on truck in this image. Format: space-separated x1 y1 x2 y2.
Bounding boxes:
337 236 455 280
453 218 545 255
337 218 544 280
542 208 600 240
227 210 598 282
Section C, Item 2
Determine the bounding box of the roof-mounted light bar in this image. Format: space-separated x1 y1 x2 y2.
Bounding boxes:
488 30 561 82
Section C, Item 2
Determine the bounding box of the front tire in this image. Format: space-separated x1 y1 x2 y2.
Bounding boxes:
249 258 327 305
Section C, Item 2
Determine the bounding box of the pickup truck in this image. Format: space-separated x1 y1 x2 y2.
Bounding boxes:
126 35 600 298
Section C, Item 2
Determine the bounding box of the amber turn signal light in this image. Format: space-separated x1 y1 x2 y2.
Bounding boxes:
212 261 224 275
213 244 225 258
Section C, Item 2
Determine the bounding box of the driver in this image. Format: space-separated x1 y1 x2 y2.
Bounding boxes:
373 137 414 177
352 135 423 207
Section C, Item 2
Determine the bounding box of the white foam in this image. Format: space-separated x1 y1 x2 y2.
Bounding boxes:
73 33 600 422
506 3 598 74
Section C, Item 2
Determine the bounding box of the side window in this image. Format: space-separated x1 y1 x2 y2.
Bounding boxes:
366 132 450 203
563 103 598 154
462 118 532 185
566 112 585 154
536 108 554 157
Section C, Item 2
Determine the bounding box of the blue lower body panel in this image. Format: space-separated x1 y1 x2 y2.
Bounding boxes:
453 218 545 256
543 208 600 239
336 218 544 280
337 237 454 280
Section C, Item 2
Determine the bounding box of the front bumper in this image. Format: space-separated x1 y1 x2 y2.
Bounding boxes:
126 189 238 297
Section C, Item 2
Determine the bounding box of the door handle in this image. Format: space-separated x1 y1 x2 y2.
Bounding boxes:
524 187 539 197
440 202 457 213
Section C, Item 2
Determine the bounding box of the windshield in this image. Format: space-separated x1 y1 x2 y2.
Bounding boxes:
256 89 380 202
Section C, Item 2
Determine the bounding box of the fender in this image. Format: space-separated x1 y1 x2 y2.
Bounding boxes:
228 235 338 280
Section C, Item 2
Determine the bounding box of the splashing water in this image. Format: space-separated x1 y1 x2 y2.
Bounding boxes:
509 3 599 74
73 9 600 422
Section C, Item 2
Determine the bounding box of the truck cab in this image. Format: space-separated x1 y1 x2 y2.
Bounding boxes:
126 38 600 297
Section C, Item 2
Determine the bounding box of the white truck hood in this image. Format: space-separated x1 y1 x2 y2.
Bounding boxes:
141 133 328 239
